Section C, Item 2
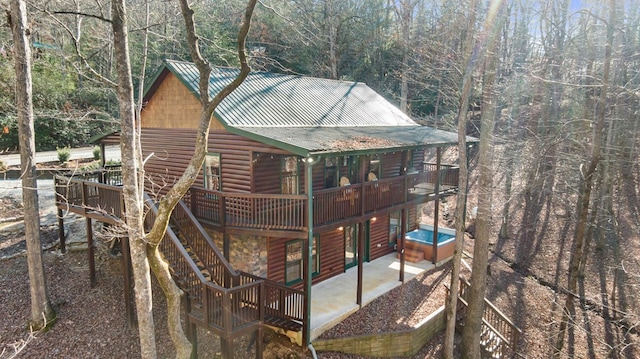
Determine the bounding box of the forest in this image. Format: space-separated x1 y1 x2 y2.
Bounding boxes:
0 0 639 357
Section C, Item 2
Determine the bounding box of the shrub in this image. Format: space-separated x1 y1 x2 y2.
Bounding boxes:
93 146 101 160
57 146 71 163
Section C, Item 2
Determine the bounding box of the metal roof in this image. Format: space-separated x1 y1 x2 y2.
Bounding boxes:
157 60 475 157
166 60 417 128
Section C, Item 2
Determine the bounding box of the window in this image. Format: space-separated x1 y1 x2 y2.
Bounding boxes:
389 211 403 247
368 154 381 181
285 236 319 285
204 153 221 190
281 156 299 194
324 157 338 188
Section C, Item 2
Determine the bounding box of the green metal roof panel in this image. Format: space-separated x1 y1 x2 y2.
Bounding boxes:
231 126 475 157
165 60 417 128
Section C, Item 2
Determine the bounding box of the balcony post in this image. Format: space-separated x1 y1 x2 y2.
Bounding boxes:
357 221 364 306
303 157 314 346
432 147 441 264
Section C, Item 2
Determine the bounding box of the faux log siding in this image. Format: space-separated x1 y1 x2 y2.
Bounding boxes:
253 154 281 194
409 206 418 229
140 128 203 188
369 215 394 260
267 237 288 285
312 164 325 192
381 152 403 179
140 128 297 194
412 149 425 170
315 228 346 282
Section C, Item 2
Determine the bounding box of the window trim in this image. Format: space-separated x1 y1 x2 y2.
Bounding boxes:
284 236 320 286
203 152 221 190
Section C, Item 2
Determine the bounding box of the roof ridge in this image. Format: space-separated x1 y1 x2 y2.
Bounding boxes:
165 59 362 86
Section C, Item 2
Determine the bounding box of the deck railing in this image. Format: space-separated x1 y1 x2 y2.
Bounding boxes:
171 200 239 288
185 165 459 231
55 177 306 339
61 163 459 233
448 276 522 358
186 188 307 231
151 196 306 333
54 175 124 221
423 163 459 187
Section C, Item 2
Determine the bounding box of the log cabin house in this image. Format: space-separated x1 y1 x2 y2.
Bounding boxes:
59 59 478 357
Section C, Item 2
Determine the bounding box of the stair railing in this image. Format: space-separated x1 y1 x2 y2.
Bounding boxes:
144 194 264 333
170 199 240 288
169 198 307 330
447 276 522 358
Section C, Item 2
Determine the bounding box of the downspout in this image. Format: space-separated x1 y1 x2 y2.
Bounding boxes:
308 343 318 359
304 157 314 347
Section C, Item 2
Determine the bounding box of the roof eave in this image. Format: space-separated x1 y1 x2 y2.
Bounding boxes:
226 126 311 157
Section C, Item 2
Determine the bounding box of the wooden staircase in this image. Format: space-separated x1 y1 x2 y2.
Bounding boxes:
54 175 306 359
447 276 522 358
146 197 306 356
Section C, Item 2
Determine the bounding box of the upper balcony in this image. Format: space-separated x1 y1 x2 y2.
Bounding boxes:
54 163 458 235
185 163 459 234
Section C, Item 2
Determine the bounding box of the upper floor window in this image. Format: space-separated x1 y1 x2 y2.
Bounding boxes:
281 156 299 194
368 154 381 181
204 153 221 190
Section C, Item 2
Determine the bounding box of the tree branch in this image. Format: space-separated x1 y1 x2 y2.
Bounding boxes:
52 10 111 23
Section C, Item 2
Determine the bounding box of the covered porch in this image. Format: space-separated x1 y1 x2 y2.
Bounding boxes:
309 252 438 340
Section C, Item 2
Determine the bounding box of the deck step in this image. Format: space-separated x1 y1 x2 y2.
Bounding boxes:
397 248 424 263
265 315 303 332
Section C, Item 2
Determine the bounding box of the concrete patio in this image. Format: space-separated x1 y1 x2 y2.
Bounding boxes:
309 253 436 340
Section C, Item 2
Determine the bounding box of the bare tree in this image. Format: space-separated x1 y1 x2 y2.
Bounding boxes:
9 0 56 331
553 0 615 355
460 1 505 356
110 1 158 357
444 0 478 357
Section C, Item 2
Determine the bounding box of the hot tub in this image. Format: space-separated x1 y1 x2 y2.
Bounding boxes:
405 224 456 262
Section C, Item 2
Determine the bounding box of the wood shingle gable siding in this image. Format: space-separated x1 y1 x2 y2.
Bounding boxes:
140 72 225 130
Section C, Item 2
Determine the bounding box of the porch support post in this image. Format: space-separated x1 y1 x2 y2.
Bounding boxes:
86 217 96 288
357 222 364 306
100 143 106 168
121 236 136 328
303 157 314 346
183 296 198 359
223 233 230 262
399 208 407 283
58 208 66 253
100 143 106 183
432 147 442 264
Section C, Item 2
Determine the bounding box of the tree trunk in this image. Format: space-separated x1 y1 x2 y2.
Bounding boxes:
460 3 502 355
444 1 478 357
10 0 57 331
553 0 615 355
398 0 413 113
111 1 157 358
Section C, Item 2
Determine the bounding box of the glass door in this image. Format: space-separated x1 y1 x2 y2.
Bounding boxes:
344 224 358 269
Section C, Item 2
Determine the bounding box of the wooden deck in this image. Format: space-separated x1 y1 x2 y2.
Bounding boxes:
185 164 459 234
54 174 307 358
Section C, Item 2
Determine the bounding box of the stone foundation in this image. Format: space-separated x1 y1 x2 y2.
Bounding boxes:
205 229 268 277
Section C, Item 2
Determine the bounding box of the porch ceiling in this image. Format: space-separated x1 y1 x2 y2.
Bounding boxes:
229 125 477 157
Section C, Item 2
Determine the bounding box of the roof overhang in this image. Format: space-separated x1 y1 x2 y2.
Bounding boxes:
89 130 120 145
228 126 478 158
